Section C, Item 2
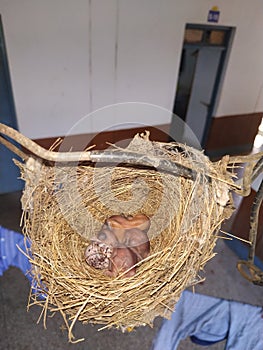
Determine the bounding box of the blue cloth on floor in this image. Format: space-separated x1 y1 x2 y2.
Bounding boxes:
0 225 31 278
0 225 46 298
152 290 263 350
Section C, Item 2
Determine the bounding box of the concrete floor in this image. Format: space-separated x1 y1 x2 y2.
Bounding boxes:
0 191 262 350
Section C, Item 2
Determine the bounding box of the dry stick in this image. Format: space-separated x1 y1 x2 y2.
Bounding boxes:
68 297 92 343
0 135 28 160
229 152 263 163
0 122 230 183
215 236 233 241
0 123 195 178
1 122 262 187
228 153 263 196
53 296 71 338
0 123 92 162
0 122 252 194
220 230 252 245
252 156 263 183
248 178 263 263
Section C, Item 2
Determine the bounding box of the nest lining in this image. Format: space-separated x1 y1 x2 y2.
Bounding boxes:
18 133 235 342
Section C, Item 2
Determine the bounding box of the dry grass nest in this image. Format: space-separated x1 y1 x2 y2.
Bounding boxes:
17 132 236 342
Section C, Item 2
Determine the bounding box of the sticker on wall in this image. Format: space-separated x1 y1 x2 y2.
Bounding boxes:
208 6 220 23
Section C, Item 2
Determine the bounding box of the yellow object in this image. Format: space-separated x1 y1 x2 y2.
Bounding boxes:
211 6 219 12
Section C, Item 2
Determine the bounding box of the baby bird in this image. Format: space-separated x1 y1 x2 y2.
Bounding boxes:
93 226 119 247
105 247 138 278
85 214 151 278
105 214 150 244
124 227 150 261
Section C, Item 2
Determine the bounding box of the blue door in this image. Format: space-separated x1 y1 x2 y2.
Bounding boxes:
0 17 24 193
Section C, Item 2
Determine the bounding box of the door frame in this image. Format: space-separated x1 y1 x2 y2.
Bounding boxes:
0 14 23 194
172 23 235 147
0 14 18 128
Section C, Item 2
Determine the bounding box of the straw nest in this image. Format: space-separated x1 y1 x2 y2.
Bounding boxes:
18 132 235 342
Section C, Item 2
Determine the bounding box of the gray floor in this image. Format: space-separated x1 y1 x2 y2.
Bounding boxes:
0 191 262 350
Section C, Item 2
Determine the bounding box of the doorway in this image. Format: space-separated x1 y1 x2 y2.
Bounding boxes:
0 15 23 193
170 24 235 148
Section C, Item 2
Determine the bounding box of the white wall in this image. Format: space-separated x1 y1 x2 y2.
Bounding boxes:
0 0 263 138
1 0 92 138
214 0 263 116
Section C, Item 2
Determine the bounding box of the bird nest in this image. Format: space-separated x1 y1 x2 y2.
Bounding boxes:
16 132 236 342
